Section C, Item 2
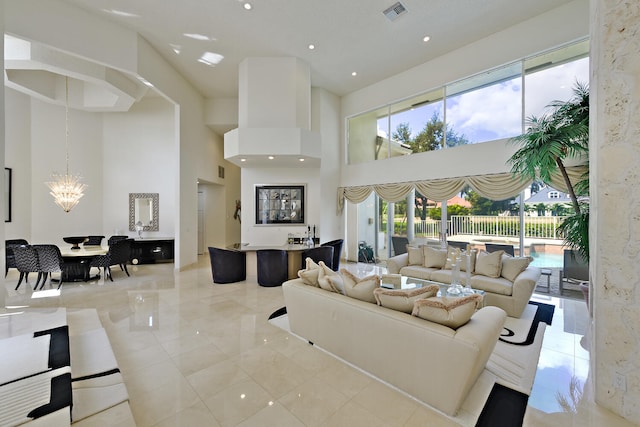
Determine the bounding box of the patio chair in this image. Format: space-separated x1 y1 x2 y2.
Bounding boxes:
485 243 515 256
559 249 589 294
391 236 409 256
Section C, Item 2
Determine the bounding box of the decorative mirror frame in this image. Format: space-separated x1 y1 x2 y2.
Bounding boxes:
129 193 159 231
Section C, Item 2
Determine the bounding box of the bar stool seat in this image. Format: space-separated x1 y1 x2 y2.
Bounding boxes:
257 249 288 287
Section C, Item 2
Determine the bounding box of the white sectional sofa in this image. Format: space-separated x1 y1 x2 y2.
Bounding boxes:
282 278 506 416
386 247 541 318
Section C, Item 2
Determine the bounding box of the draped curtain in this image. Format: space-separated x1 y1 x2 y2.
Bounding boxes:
337 166 587 213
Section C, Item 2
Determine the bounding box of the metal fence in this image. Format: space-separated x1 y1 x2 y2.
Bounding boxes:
410 215 564 240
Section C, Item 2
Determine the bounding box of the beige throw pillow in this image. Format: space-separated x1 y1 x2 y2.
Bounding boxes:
475 250 504 278
407 246 423 265
298 257 321 287
373 285 439 313
423 247 447 269
501 255 533 281
317 261 345 294
341 269 380 303
412 294 482 329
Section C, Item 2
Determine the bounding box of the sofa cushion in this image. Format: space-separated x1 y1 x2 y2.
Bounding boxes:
470 275 513 296
475 250 504 278
398 266 438 281
341 269 380 303
430 269 454 284
501 255 533 281
407 246 423 265
317 261 345 294
412 294 482 329
373 285 439 313
297 257 321 287
423 247 447 269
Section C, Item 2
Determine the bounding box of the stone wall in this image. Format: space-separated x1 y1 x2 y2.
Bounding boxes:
592 0 640 423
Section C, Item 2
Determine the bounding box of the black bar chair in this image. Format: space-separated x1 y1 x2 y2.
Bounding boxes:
300 246 334 270
257 249 288 287
208 247 247 284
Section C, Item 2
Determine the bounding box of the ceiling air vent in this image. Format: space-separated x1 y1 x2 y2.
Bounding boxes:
382 2 407 22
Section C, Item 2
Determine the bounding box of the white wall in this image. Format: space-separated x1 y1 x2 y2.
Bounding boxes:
4 88 31 240
102 97 175 237
1 3 5 275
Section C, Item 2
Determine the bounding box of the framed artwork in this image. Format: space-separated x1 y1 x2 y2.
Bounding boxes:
255 184 305 225
5 168 11 223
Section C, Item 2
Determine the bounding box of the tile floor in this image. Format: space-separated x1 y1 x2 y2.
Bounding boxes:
1 257 635 427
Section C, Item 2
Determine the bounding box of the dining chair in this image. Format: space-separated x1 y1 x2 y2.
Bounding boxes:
91 239 133 281
33 244 65 290
84 235 105 246
391 236 409 256
13 246 42 290
107 235 129 246
6 238 29 276
256 249 288 287
320 239 343 271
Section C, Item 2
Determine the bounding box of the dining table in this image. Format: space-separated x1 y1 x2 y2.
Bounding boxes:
60 246 108 282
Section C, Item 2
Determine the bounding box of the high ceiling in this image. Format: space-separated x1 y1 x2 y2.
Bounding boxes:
60 0 574 99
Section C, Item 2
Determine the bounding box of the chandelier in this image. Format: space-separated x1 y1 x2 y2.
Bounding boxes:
46 76 87 212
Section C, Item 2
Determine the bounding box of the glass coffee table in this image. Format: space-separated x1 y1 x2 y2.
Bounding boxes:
380 274 485 302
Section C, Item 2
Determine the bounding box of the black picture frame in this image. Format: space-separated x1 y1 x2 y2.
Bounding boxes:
255 184 305 225
5 168 11 223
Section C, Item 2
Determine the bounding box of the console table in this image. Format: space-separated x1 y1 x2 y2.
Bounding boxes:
130 238 174 264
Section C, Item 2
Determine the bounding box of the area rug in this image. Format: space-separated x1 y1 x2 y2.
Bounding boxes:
499 301 554 346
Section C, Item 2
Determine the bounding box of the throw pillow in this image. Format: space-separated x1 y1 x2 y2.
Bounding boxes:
412 294 482 329
317 261 345 294
373 285 439 313
422 246 447 269
298 257 321 287
407 246 423 265
341 269 380 303
475 250 504 278
501 255 533 281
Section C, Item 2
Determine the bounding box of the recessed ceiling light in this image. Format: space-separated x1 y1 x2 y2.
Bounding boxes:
244 3 252 10
423 36 431 43
102 9 139 18
268 156 275 160
240 158 247 162
308 44 315 50
198 51 224 66
183 33 212 41
351 72 357 77
299 158 305 162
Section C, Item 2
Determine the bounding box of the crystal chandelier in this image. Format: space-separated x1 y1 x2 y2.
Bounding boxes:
46 76 87 212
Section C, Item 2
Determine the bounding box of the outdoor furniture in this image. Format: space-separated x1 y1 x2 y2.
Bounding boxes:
320 239 343 271
391 236 409 256
485 243 515 256
559 249 589 294
208 247 246 284
300 246 334 270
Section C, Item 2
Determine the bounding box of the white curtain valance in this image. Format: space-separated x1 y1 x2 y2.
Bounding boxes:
337 166 586 212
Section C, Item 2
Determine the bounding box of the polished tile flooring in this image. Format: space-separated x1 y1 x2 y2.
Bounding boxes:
1 257 635 426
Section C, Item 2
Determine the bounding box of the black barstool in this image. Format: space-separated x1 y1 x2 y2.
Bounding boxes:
257 249 288 287
208 247 246 284
320 239 343 271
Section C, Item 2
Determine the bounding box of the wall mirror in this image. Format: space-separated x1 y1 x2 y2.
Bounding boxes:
129 193 159 231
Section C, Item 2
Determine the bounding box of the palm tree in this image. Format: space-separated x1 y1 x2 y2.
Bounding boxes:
509 82 589 215
508 82 589 260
